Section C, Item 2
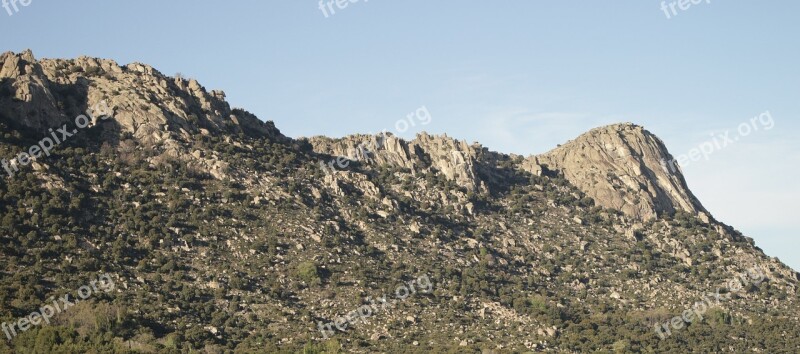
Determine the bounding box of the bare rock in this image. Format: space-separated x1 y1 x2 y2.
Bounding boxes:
536 123 708 221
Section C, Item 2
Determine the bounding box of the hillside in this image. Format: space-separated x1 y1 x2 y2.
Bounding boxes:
0 51 798 353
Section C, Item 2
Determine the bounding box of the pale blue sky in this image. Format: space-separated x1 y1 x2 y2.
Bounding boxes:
1 1 798 270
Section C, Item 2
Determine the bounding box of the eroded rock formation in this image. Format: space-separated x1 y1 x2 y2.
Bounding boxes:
534 123 709 221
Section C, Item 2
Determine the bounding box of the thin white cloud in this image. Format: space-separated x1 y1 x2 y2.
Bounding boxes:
481 109 620 155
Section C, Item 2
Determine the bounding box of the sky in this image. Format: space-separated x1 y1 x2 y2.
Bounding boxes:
1 1 798 270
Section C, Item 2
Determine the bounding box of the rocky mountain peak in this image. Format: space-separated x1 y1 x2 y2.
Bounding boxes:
0 50 284 144
532 123 709 221
0 51 720 222
307 122 711 224
0 50 67 129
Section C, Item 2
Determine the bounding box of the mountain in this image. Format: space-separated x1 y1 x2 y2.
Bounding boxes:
535 123 708 222
0 51 798 353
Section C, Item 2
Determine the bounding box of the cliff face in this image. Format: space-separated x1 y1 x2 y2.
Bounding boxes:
0 50 284 144
307 132 488 193
533 123 709 222
0 50 66 129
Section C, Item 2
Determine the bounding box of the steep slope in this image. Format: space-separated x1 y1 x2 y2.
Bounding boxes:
0 52 798 353
534 123 708 222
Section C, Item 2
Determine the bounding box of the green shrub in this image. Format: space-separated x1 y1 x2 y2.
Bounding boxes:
296 261 321 285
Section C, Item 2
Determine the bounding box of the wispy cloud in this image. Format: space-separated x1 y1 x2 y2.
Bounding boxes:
481 109 619 155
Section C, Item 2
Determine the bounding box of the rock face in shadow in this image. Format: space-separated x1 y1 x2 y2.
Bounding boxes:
0 49 67 129
533 123 709 221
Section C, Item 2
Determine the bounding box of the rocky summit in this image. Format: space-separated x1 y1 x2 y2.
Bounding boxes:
535 123 708 222
0 51 798 353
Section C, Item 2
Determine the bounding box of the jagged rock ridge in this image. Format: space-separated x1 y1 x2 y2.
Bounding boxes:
1 50 710 223
307 132 488 193
0 50 284 144
309 123 709 223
